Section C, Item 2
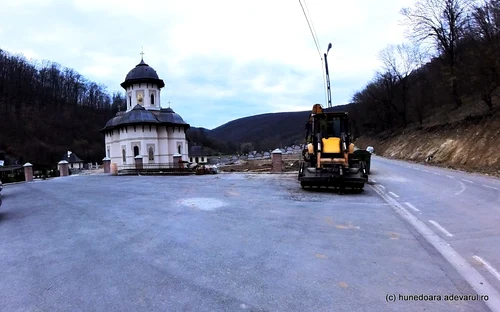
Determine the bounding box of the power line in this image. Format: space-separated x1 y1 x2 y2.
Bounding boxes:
303 0 328 107
304 0 321 53
299 0 329 107
299 0 321 58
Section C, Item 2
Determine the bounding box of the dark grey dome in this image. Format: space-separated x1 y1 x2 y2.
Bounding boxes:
100 105 190 132
125 59 159 80
120 58 165 89
154 108 188 125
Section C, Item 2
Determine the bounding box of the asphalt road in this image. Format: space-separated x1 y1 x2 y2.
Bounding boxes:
0 159 498 312
369 156 500 309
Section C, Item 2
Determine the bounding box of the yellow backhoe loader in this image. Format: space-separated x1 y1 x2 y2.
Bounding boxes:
298 104 368 192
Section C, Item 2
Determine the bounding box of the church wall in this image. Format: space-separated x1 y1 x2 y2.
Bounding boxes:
104 124 189 167
122 125 158 165
167 126 189 161
105 129 123 167
104 126 155 167
157 126 170 163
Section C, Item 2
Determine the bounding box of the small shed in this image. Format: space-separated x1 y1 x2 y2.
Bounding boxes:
189 146 210 164
61 151 84 169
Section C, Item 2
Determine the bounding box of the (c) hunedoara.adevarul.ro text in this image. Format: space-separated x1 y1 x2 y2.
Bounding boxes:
386 294 489 302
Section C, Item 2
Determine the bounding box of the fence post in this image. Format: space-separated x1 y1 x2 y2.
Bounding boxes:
272 148 283 173
58 160 69 177
103 157 111 173
173 153 182 168
24 162 34 182
110 163 118 176
134 155 143 170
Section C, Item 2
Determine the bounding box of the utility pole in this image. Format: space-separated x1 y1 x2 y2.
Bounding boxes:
324 43 332 108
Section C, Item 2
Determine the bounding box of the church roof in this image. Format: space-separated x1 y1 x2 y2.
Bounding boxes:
120 58 165 89
152 108 188 124
119 105 159 125
100 104 190 132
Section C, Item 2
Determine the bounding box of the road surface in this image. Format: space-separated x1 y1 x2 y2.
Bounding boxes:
0 157 498 312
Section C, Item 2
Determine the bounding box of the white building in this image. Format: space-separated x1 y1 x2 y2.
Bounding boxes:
61 151 84 170
100 57 190 168
188 146 209 164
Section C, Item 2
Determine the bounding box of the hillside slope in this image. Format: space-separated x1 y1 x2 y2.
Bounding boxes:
207 105 350 151
355 110 500 177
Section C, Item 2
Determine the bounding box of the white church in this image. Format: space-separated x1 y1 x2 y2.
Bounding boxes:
100 56 190 168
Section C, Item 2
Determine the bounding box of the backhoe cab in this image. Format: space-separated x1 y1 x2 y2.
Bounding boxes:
298 104 368 191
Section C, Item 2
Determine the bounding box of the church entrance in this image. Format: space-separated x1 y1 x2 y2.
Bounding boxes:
134 146 139 157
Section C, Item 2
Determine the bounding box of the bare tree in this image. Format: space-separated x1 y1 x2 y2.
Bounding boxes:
469 0 500 109
379 43 425 126
0 49 121 166
401 0 473 108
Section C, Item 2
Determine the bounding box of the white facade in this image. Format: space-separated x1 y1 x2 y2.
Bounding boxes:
104 124 189 168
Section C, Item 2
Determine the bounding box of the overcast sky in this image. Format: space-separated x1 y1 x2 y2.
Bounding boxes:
1 0 415 129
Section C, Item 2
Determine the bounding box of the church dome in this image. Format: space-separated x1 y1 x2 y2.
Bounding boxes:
120 58 165 89
125 59 159 80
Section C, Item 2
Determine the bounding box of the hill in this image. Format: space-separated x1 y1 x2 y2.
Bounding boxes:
0 48 124 168
199 104 351 153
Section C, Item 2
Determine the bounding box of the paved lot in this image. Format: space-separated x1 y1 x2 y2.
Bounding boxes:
0 164 495 311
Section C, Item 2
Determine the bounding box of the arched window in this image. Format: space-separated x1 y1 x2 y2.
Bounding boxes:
133 146 139 157
122 149 126 163
178 145 182 154
150 94 155 105
148 147 154 161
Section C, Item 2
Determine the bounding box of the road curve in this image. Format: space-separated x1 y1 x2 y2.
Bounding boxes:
370 156 500 312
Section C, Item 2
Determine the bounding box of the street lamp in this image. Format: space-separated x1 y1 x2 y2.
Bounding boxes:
324 43 332 108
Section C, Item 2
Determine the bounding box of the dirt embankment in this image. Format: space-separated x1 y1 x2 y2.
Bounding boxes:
355 112 500 177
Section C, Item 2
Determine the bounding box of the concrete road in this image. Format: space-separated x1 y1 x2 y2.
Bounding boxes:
0 168 496 312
